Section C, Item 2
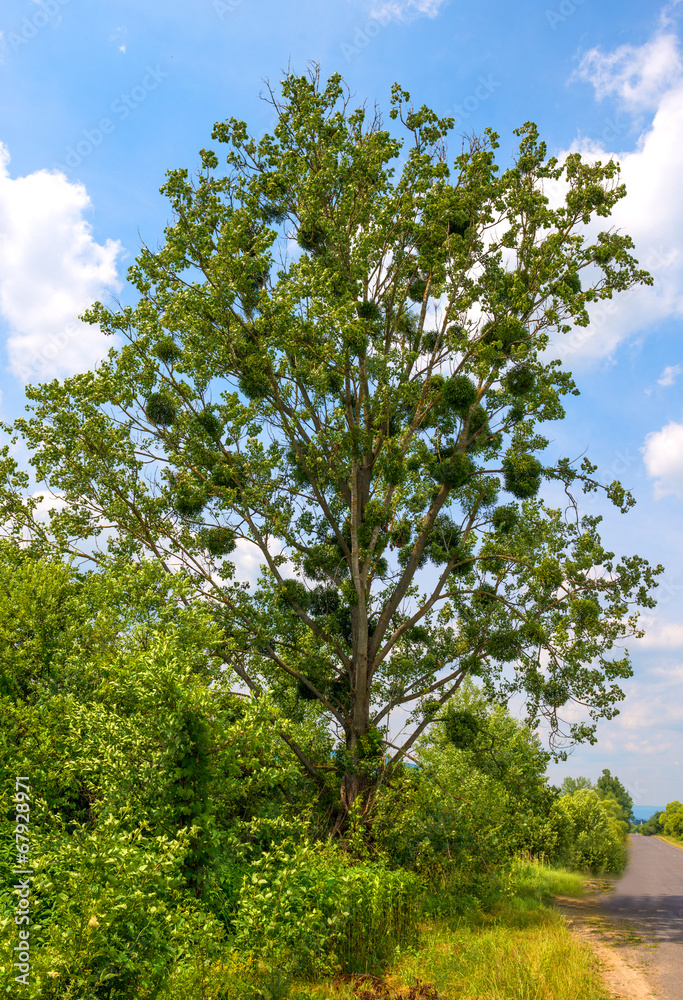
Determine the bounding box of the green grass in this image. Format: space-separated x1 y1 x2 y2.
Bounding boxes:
155 860 611 1000
387 911 610 1000
656 833 683 850
284 861 610 1000
506 855 586 901
286 915 611 1000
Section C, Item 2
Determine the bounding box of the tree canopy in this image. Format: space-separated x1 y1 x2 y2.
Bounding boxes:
0 68 661 824
559 776 594 797
595 767 634 824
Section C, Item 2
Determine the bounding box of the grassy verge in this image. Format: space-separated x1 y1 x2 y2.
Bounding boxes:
655 833 683 850
282 860 612 1000
154 861 612 1000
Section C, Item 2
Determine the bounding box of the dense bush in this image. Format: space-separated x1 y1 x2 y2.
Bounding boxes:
372 681 563 910
640 810 664 836
234 839 419 975
662 801 683 838
552 789 628 874
0 821 225 998
0 552 316 993
0 546 638 994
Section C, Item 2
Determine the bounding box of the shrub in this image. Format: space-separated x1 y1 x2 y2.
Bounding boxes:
233 839 419 975
553 789 628 874
640 810 664 836
662 801 683 839
0 820 225 998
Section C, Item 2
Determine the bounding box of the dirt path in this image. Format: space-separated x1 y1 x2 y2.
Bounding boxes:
556 835 683 1000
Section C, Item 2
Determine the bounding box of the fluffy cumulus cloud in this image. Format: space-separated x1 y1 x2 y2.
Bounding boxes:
573 30 682 111
553 25 683 363
642 421 683 497
369 0 447 22
657 363 682 386
613 678 683 731
624 736 673 755
639 616 683 648
0 143 122 382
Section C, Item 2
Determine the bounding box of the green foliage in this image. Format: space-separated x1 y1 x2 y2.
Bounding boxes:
1 72 661 833
0 821 222 998
234 839 419 975
154 337 183 365
559 776 594 796
502 451 543 499
595 768 634 824
357 299 382 321
481 317 529 354
0 548 316 993
442 706 480 749
373 683 561 908
662 800 683 839
490 504 519 535
199 525 237 556
442 375 478 415
145 391 177 426
505 366 535 396
640 809 664 836
434 452 474 489
553 789 628 874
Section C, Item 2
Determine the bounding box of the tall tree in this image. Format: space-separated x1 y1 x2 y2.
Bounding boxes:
595 768 634 824
2 69 661 826
559 776 594 797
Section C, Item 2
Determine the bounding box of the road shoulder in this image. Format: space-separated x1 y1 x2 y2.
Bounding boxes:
654 835 683 852
554 881 660 1000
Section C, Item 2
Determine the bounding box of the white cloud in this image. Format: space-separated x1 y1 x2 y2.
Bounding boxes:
574 31 682 111
554 27 683 363
639 617 683 648
650 662 683 681
614 687 683 729
658 363 682 386
624 737 673 754
369 0 447 21
0 143 122 382
661 0 683 27
642 421 683 498
231 537 268 586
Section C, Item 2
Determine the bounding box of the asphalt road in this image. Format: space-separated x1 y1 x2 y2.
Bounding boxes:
600 835 683 999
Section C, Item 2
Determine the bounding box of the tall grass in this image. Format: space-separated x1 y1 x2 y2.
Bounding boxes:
42 855 607 1000
232 839 420 976
280 860 608 1000
507 854 586 901
388 910 611 1000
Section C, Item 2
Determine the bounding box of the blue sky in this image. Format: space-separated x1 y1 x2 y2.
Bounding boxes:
1 0 682 805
